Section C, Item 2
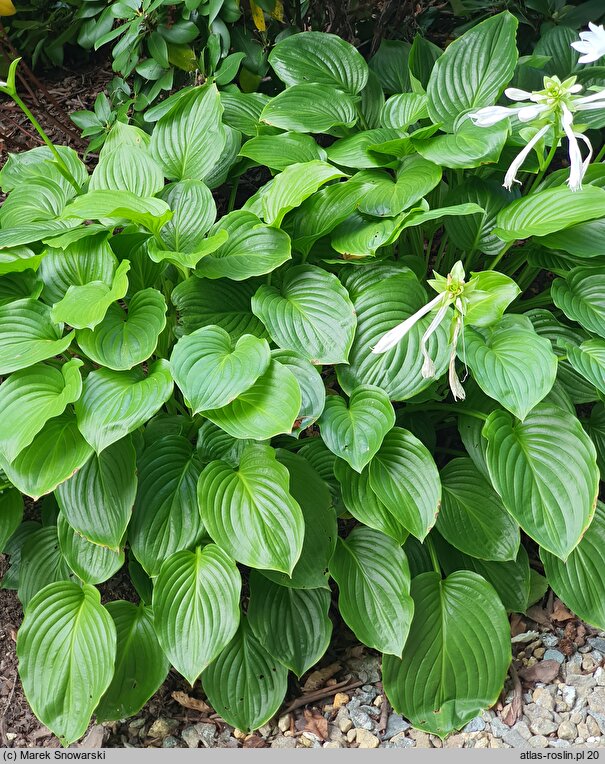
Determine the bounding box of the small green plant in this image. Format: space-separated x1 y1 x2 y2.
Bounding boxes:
1 17 605 747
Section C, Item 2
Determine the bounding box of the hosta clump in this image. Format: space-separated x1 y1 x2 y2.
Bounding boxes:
1 15 604 745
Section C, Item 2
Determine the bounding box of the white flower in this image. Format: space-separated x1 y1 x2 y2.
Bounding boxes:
572 22 605 64
371 292 445 355
469 75 605 191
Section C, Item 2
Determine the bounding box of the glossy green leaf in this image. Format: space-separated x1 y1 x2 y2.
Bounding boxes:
427 12 519 131
269 31 368 94
325 129 400 169
96 601 170 722
445 178 513 256
330 526 413 656
463 271 521 328
150 84 226 181
0 489 24 553
75 360 174 453
62 190 172 233
56 436 136 550
159 179 217 251
483 405 599 560
153 545 241 684
129 435 205 577
260 84 358 133
197 444 304 574
248 570 331 677
0 359 83 463
252 265 356 364
368 427 441 540
195 211 291 280
358 157 442 217
171 325 270 413
495 186 605 241
461 315 557 420
319 385 394 473
381 93 428 129
239 133 325 171
57 513 124 584
202 619 288 733
383 571 511 737
77 289 167 370
17 525 72 607
541 502 605 630
552 267 605 339
565 339 605 396
334 459 408 544
271 349 325 436
17 581 116 746
0 299 74 374
412 120 509 169
91 142 164 197
0 413 93 500
437 458 519 562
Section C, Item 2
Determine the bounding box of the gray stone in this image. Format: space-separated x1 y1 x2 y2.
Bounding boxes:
558 721 577 740
512 722 532 741
589 712 605 735
589 638 605 654
490 717 511 738
542 635 560 648
549 740 572 748
529 735 549 747
388 732 414 748
359 703 381 719
162 736 179 748
464 717 486 733
349 707 373 730
384 713 411 739
347 654 381 684
529 718 559 736
534 688 556 710
195 723 217 747
357 685 378 703
181 726 201 749
589 689 605 715
502 730 529 748
271 736 297 749
560 685 577 707
525 703 554 722
544 649 565 664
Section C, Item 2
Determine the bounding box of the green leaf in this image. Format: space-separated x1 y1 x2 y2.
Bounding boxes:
483 405 599 560
262 450 337 590
412 120 509 169
18 525 73 607
427 12 519 131
358 157 442 217
552 267 605 339
202 619 288 733
220 92 269 136
330 210 402 257
62 190 173 233
17 581 116 746
0 359 83 463
269 31 368 94
153 545 241 684
196 420 253 469
251 265 356 364
587 403 605 478
541 502 605 630
445 178 513 256
435 534 531 613
261 161 347 227
463 271 521 328
383 571 511 737
1 520 41 590
325 129 401 169
0 271 41 306
57 513 124 584
271 349 325 436
75 360 174 453
381 93 428 130
150 84 226 181
248 571 331 677
50 260 131 330
171 325 270 413
0 246 43 276
56 436 136 550
260 84 358 133
437 458 519 562
495 187 605 241
368 427 441 541
129 435 205 577
565 339 605 396
91 143 164 198
537 218 605 258
329 526 413 656
0 413 93 500
461 315 557 420
77 289 167 370
239 133 325 171
197 444 304 574
195 211 291 280
319 385 394 473
336 268 450 401
334 459 408 544
159 180 217 252
0 489 24 553
95 601 170 722
0 299 74 374
202 359 301 440
148 231 228 271
172 276 267 340
368 39 410 94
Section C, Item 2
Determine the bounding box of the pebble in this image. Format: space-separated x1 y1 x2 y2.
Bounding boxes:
181 726 201 749
529 718 559 736
349 708 373 730
534 688 556 710
409 730 432 748
502 730 529 748
385 713 411 739
589 711 605 734
464 717 486 733
277 714 291 732
542 635 560 648
589 638 605 654
323 741 342 749
338 716 353 734
148 718 172 739
271 736 297 749
512 722 532 741
557 721 577 740
529 735 549 747
162 736 179 748
333 693 349 709
389 732 414 748
356 729 380 748
589 688 605 714
544 649 565 664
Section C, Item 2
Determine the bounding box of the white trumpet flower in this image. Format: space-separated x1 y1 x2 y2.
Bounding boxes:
469 75 605 191
572 22 605 64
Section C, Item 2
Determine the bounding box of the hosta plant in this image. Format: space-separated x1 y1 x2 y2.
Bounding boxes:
1 15 605 746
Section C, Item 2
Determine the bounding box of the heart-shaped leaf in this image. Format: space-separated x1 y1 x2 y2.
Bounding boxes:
319 385 394 472
271 349 325 436
565 339 605 396
152 545 241 684
0 489 23 553
552 267 605 339
329 526 414 656
57 513 124 584
18 525 73 607
358 156 442 217
17 582 116 746
159 179 217 252
260 84 358 133
197 444 304 574
383 571 511 737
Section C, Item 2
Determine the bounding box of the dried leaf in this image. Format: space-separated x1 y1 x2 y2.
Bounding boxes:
519 659 561 683
501 665 522 727
510 613 527 638
302 662 341 692
303 709 329 741
243 735 267 748
551 600 574 622
526 605 551 628
171 690 211 714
